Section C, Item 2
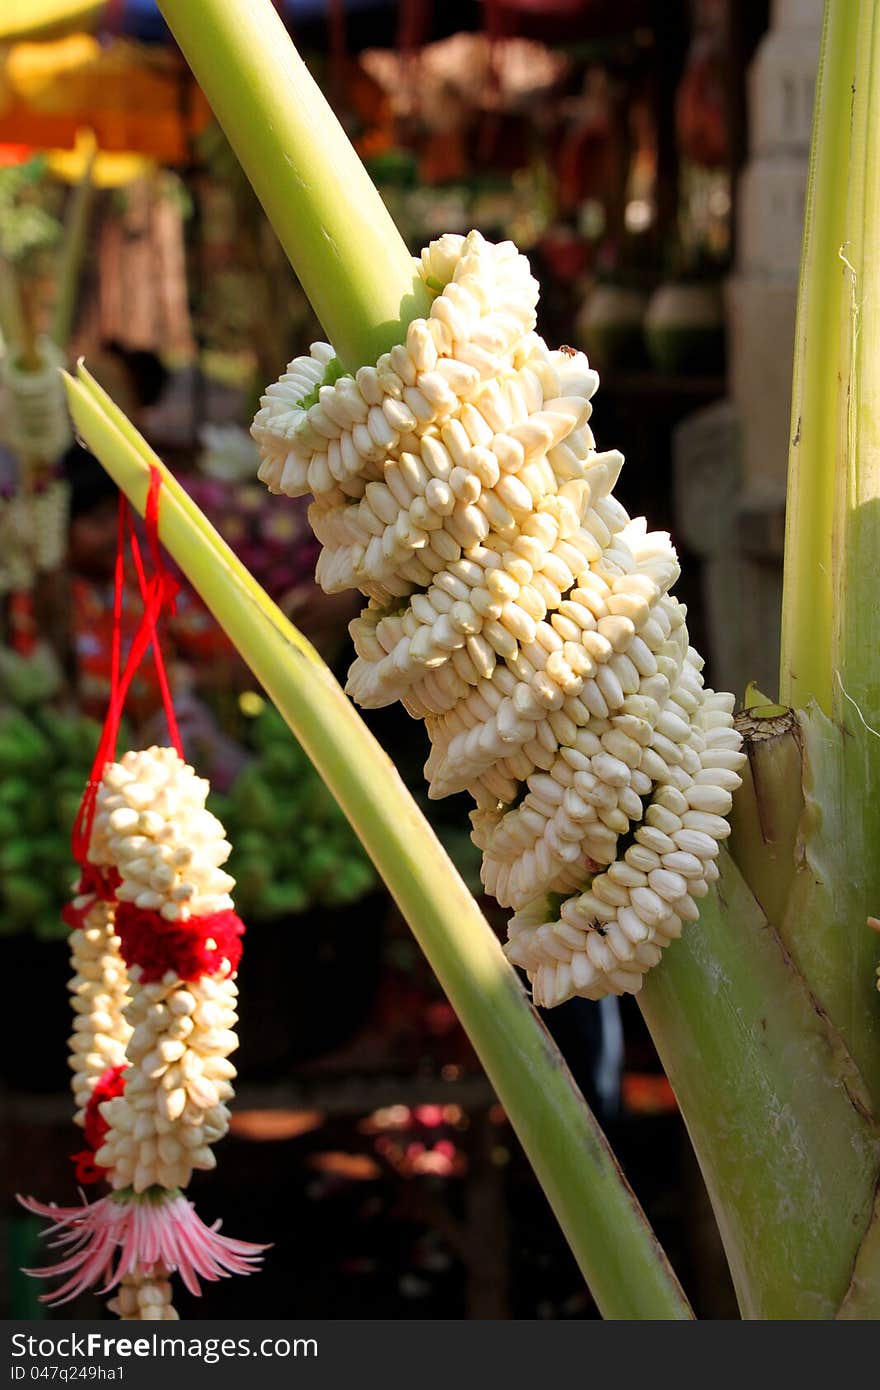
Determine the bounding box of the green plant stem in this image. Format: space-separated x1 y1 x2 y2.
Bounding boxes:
779 0 859 712
776 706 880 1113
640 851 880 1319
833 0 880 732
838 1188 880 1318
65 366 693 1321
648 0 880 1312
769 0 880 1118
0 255 40 371
156 0 430 373
0 254 24 354
727 704 880 1111
52 141 95 348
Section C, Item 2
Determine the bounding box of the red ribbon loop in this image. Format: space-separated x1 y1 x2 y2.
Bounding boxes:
70 467 183 870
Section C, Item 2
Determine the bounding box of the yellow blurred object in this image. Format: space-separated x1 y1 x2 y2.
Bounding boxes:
0 1 103 43
239 691 267 719
0 34 210 162
47 128 153 186
2 34 99 112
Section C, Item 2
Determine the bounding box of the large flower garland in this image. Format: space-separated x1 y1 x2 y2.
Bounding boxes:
253 230 746 1006
1 339 71 593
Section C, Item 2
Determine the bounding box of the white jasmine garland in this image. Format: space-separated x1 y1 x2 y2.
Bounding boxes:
89 747 239 1194
21 747 264 1317
107 1263 179 1321
253 230 746 1005
66 898 132 1125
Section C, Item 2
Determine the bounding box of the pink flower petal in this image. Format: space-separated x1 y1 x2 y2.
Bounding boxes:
17 1191 268 1307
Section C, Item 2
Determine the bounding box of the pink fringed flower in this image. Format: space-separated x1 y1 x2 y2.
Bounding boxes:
18 1190 267 1305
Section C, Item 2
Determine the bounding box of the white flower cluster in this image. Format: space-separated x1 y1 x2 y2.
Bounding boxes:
108 1265 178 1321
90 748 238 1193
503 685 740 1006
67 900 131 1125
2 338 72 464
253 231 744 1005
91 748 235 921
95 973 238 1193
0 481 70 595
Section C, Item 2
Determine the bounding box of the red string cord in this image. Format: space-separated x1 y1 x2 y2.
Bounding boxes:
128 468 183 758
70 467 182 868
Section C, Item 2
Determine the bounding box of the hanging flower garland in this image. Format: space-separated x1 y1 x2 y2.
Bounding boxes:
62 866 128 1180
62 499 134 1169
253 230 747 1006
20 472 266 1318
87 744 242 1196
0 340 71 593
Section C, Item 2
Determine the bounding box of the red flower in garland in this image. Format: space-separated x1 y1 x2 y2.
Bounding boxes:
71 1065 128 1185
61 866 123 932
114 904 244 983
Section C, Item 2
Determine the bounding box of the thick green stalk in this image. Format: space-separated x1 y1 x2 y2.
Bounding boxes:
779 0 859 711
640 851 879 1319
725 699 880 1117
156 0 430 372
838 1189 880 1318
644 0 880 1315
64 367 693 1321
778 707 880 1112
833 0 880 726
776 0 880 1108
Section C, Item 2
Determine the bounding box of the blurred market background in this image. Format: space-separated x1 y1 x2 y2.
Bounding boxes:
0 0 819 1319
